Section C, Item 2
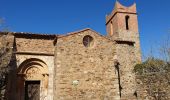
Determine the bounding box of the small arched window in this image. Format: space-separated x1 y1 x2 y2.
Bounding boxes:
125 15 130 30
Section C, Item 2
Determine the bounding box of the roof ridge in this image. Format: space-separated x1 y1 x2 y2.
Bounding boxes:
67 28 91 35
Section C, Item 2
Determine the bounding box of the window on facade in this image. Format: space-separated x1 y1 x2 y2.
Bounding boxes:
83 35 94 47
110 21 113 35
125 15 130 30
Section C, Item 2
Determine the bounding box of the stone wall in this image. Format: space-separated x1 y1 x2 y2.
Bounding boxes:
15 37 54 53
54 29 120 100
116 42 138 100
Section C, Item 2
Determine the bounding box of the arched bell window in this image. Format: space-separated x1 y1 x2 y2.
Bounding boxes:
125 15 130 30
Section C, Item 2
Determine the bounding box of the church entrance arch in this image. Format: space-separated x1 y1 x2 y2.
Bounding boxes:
17 58 49 100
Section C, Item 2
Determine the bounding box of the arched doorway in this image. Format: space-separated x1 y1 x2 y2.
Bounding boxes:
17 58 49 100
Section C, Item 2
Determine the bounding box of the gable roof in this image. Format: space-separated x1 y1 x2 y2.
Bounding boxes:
0 31 57 39
54 28 114 45
57 28 98 38
14 32 57 39
58 28 108 39
1 28 114 45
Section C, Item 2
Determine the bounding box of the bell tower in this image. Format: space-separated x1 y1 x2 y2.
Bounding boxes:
106 1 142 99
106 1 139 39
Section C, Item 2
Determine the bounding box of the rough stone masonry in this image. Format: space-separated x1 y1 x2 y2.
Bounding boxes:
1 1 142 100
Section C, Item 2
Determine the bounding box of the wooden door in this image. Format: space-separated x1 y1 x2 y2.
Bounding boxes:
25 81 40 100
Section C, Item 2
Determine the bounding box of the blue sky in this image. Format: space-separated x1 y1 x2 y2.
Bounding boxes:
0 0 170 60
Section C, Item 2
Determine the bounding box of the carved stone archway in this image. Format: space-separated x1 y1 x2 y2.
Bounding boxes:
17 58 49 100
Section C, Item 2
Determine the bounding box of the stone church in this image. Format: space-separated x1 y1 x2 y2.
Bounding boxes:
3 1 142 100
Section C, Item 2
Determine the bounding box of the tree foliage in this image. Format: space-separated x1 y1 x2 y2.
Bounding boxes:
134 57 168 75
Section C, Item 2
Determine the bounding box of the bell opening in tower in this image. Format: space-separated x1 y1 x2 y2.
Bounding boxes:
125 15 130 30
